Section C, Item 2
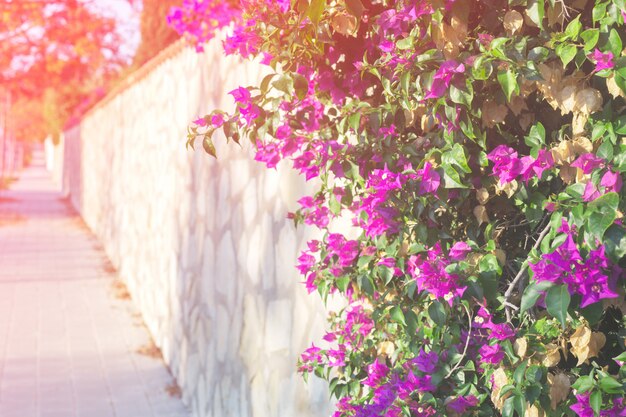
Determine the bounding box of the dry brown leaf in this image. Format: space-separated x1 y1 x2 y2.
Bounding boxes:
546 1 565 27
473 205 489 225
542 343 562 367
508 95 528 116
551 141 575 164
504 10 524 35
495 179 518 197
572 0 589 8
421 114 436 132
519 112 535 131
482 99 508 127
477 188 490 205
548 373 570 410
525 404 545 417
572 112 589 136
574 88 603 115
491 367 510 411
331 12 358 37
514 337 528 359
559 85 578 114
572 136 593 154
607 74 626 99
570 325 606 365
558 165 578 184
377 341 395 357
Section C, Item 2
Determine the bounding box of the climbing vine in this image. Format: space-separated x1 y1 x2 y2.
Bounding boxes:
170 1 626 416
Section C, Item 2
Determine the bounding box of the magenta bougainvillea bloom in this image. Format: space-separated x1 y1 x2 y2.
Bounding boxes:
487 145 522 183
424 61 465 99
448 241 471 261
446 396 479 414
408 243 467 305
364 358 389 387
530 228 620 308
590 49 615 71
479 343 505 364
571 394 595 417
571 153 605 174
416 162 441 195
414 349 439 373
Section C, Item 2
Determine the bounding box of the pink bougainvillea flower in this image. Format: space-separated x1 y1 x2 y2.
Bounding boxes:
229 86 252 104
571 153 605 174
487 145 522 183
416 162 441 195
520 149 555 182
449 241 471 261
601 170 623 194
479 343 504 364
590 49 615 71
210 113 225 128
571 394 594 417
583 181 601 202
193 117 207 127
414 349 439 373
408 243 466 305
424 61 465 99
364 358 389 387
446 396 479 414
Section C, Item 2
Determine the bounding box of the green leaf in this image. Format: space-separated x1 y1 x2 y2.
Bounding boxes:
502 397 515 417
396 37 414 50
442 143 471 173
572 375 595 393
587 211 617 241
513 393 527 417
527 0 545 29
497 69 519 102
546 285 570 327
513 360 528 384
390 306 406 326
580 29 600 51
556 43 577 67
307 0 326 25
590 390 602 416
442 164 467 189
293 73 309 100
202 135 216 158
272 75 294 95
592 2 607 22
599 376 623 394
472 56 493 80
525 122 545 154
606 28 623 57
614 351 626 362
564 15 582 40
428 301 447 326
521 280 555 313
587 192 619 212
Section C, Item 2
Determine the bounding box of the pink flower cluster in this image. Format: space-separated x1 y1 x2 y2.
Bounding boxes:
529 225 620 308
407 243 467 305
487 145 554 184
167 0 241 52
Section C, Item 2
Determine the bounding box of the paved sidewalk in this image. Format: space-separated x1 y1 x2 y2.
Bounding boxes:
0 151 190 417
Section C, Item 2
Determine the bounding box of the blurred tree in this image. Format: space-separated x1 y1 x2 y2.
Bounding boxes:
0 0 126 142
132 0 181 67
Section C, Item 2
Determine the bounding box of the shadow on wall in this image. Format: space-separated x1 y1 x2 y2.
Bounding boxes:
63 39 332 417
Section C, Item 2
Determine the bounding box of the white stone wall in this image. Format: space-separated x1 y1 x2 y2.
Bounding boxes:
63 40 331 417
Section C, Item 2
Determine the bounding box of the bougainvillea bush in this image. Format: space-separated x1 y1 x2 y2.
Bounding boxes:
170 0 626 415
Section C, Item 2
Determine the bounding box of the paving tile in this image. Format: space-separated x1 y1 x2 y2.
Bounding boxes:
0 150 190 417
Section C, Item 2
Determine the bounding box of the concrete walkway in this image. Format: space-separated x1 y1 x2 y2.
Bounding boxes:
0 151 190 417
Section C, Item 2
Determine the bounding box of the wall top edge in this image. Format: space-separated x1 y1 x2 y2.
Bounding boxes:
81 39 189 121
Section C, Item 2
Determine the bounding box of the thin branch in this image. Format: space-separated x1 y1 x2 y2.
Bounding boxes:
503 221 552 320
445 303 472 380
